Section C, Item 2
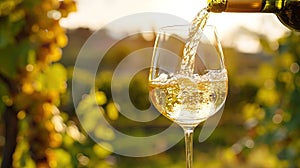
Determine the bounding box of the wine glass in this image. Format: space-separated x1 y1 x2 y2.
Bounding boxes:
149 25 228 167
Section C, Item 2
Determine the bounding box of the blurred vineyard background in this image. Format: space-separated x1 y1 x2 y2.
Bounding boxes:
1 0 300 167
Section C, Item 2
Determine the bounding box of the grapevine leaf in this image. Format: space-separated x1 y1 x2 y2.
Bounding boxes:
0 47 19 78
0 15 24 48
0 20 15 48
36 63 67 92
0 39 32 79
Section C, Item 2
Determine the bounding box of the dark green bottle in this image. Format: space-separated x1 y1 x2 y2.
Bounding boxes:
207 0 300 31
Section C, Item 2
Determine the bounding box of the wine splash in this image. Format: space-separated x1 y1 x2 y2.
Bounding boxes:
179 7 210 76
149 70 227 127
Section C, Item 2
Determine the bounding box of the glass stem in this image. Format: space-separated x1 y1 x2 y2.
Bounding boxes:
183 127 194 168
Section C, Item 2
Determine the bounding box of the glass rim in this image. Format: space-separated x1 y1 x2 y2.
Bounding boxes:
159 24 216 32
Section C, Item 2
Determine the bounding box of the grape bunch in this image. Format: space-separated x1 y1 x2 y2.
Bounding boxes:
0 0 76 167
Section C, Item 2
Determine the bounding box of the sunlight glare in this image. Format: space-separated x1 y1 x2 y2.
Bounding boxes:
60 0 289 53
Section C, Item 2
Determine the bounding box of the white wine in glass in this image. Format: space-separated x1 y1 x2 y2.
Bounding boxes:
149 25 228 168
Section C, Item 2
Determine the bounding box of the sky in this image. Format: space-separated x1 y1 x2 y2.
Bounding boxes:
60 0 290 53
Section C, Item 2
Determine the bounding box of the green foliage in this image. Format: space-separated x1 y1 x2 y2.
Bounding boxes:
0 39 31 79
0 0 25 48
239 31 300 167
36 63 67 93
0 0 79 167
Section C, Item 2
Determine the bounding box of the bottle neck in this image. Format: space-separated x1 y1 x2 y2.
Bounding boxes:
207 0 284 13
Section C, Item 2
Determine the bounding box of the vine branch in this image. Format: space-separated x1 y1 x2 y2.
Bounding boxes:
0 73 19 168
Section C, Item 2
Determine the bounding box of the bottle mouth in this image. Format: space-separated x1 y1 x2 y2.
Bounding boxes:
207 0 227 12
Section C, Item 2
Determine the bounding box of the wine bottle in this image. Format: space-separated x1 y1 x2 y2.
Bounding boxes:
207 0 300 31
